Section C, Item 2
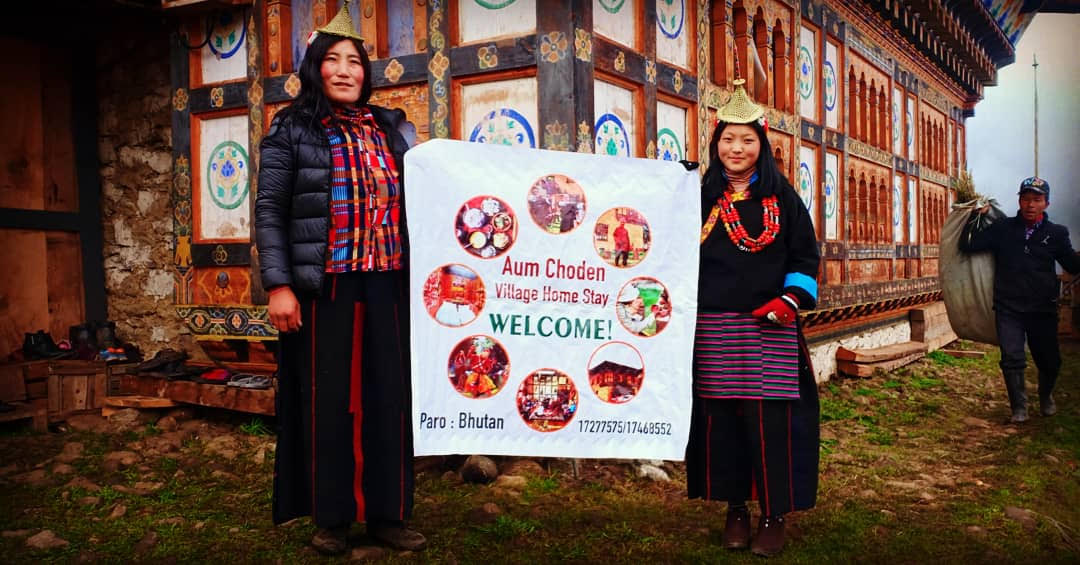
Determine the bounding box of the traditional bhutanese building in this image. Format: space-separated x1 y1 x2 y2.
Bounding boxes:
0 1 1074 381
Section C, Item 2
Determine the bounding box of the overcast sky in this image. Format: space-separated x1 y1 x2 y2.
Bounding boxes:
966 13 1080 239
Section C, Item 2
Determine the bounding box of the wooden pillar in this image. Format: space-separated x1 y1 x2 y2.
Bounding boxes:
537 0 575 151
248 1 268 305
572 0 594 153
426 0 449 139
643 0 658 158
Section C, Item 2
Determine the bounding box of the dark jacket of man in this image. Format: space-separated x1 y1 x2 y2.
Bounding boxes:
961 212 1080 313
254 105 411 294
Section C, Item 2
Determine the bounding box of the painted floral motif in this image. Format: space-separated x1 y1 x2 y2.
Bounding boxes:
174 155 192 197
544 121 570 151
645 59 657 84
283 73 301 98
797 46 814 100
478 45 499 69
210 87 225 108
576 121 593 153
175 201 192 234
797 161 814 210
208 11 246 59
656 128 683 161
469 108 536 148
474 0 517 8
173 88 189 112
247 81 263 107
213 245 229 265
247 14 259 69
657 0 684 39
175 235 192 268
823 60 836 111
824 168 837 220
574 28 592 62
206 141 249 210
428 51 450 79
384 59 405 83
594 114 629 157
599 0 626 13
672 70 683 93
893 183 902 227
645 140 656 159
614 51 626 72
892 98 901 146
906 106 914 151
540 32 569 64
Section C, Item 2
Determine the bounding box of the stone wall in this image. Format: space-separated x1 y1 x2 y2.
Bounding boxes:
96 21 189 356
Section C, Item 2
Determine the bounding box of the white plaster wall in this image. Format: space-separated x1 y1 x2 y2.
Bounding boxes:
808 320 912 383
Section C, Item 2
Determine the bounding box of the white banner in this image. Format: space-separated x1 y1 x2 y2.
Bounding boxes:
405 140 699 459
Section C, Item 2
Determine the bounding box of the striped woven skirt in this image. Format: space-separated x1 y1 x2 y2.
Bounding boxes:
693 311 800 400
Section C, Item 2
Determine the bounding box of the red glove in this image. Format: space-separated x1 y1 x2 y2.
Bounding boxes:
751 294 799 325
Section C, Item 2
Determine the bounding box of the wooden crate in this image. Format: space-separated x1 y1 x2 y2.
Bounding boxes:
45 361 107 421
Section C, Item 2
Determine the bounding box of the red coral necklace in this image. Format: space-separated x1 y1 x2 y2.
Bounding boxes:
701 193 781 252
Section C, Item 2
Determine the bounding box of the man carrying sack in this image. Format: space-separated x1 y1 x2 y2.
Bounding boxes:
961 176 1080 423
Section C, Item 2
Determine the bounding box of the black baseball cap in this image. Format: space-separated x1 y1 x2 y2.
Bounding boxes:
1018 176 1050 197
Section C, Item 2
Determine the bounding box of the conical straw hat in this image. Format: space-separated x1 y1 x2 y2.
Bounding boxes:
716 79 764 124
314 0 364 43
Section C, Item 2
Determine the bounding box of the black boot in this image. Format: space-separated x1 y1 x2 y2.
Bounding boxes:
721 503 751 549
1039 372 1058 416
23 330 69 360
1003 370 1028 423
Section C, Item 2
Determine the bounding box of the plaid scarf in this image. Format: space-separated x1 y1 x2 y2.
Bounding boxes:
323 105 403 272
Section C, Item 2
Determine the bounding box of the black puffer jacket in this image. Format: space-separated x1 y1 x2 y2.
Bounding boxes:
254 104 411 294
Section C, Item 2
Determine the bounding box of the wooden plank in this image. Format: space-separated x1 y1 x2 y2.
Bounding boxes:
25 381 47 399
838 351 925 378
836 340 927 363
47 374 60 415
536 0 574 151
448 36 537 78
0 37 45 211
0 364 27 402
0 230 49 359
64 375 90 412
104 395 179 409
48 360 106 375
45 232 85 345
0 402 47 431
909 301 947 321
124 374 275 415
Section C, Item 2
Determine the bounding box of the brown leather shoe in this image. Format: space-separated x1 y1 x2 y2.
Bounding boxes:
370 523 428 551
721 506 751 549
751 515 786 557
311 525 349 555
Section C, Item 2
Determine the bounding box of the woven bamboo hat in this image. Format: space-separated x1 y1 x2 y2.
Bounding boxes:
309 0 364 44
716 79 764 124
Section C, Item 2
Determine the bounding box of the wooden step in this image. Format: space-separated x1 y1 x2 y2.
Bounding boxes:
836 341 928 363
104 395 179 409
838 352 925 378
0 401 47 431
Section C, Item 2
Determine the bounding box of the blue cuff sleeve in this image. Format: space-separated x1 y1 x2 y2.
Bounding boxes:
783 272 818 301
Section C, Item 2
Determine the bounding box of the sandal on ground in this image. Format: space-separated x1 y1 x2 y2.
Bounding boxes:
227 374 272 389
369 522 427 551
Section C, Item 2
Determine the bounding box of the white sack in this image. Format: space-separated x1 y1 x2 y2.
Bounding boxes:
939 199 1003 344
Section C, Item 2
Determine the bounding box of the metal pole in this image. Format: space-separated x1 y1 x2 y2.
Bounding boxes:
1033 54 1039 177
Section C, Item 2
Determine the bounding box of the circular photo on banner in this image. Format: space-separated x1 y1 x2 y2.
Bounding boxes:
422 264 485 327
516 369 579 432
447 335 509 399
526 174 587 234
588 342 645 404
455 195 518 259
615 277 671 337
592 207 651 268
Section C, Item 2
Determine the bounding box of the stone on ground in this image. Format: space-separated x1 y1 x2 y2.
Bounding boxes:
52 463 75 475
350 546 389 561
499 459 545 477
461 455 498 484
156 415 178 431
492 474 527 489
637 463 670 482
1004 506 1036 529
107 504 128 519
102 451 140 472
54 442 85 463
133 530 159 555
66 414 108 433
25 530 69 549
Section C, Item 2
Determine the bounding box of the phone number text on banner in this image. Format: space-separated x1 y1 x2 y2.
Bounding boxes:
406 139 699 460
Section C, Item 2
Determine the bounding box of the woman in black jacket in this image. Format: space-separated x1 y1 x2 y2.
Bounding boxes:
685 80 821 557
253 2 422 555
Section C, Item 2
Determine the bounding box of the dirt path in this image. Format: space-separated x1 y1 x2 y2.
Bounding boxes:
1 340 1078 563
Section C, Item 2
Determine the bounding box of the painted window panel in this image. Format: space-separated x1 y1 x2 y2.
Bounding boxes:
386 1 417 57
797 26 816 121
460 0 536 44
656 101 687 162
824 152 838 240
195 114 251 243
291 0 336 74
461 78 540 148
893 173 904 243
907 177 917 243
797 145 817 222
906 95 915 159
594 0 636 48
199 10 248 85
656 0 689 68
594 79 636 157
892 86 903 157
823 42 839 130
